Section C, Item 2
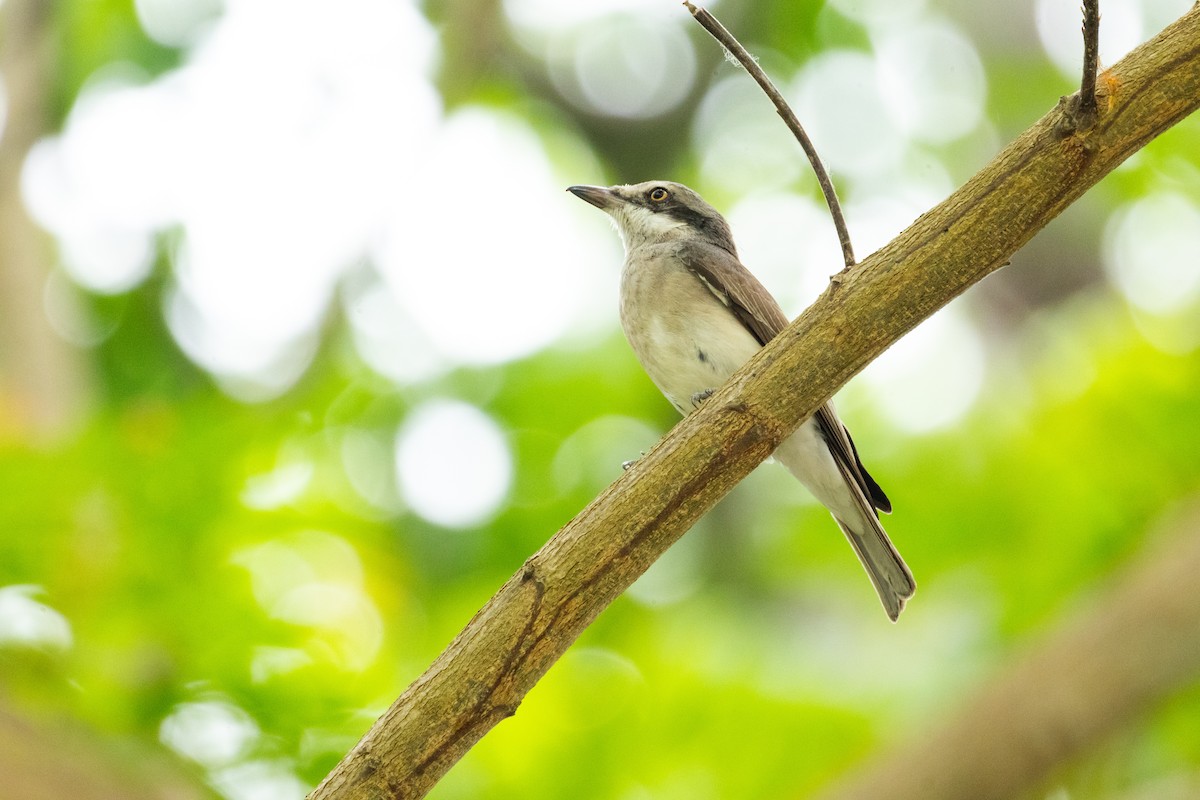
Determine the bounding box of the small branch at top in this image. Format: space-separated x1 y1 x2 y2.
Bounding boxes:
1060 0 1102 136
1078 0 1101 126
683 1 856 271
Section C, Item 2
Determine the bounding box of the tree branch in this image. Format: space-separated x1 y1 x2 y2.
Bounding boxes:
309 6 1200 798
817 500 1200 800
1060 0 1104 134
684 1 857 269
1078 0 1101 125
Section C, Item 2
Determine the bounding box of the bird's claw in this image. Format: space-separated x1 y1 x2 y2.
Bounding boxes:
691 388 715 406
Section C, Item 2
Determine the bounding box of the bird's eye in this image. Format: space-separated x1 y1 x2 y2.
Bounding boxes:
648 187 670 202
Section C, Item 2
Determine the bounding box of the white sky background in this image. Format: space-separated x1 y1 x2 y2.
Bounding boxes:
16 0 1198 519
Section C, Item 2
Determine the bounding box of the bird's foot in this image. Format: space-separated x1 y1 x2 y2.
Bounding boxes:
691 388 715 406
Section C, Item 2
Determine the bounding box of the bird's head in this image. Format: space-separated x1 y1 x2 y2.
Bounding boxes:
567 181 736 254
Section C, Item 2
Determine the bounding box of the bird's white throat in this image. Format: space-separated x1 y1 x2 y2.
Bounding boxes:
609 203 690 251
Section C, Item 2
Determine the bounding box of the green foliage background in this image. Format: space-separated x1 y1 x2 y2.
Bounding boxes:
2 1 1199 798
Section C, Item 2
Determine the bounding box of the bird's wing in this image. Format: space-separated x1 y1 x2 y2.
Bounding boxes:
677 241 790 345
677 241 891 514
814 403 892 514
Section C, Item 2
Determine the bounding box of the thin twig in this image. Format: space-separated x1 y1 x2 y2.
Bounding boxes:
1078 0 1101 126
683 1 856 270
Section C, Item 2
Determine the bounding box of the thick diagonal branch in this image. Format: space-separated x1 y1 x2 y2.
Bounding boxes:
309 6 1200 799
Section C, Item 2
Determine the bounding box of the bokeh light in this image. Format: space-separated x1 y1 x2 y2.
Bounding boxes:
232 530 383 671
23 0 442 395
340 427 403 515
42 268 115 347
1035 0 1143 78
828 0 927 24
161 700 309 800
792 50 904 178
859 306 986 433
133 0 222 46
374 107 600 367
552 415 662 495
210 760 310 800
241 458 314 511
561 16 695 118
693 76 805 195
22 74 163 294
503 0 659 30
874 18 986 145
0 585 73 650
394 400 513 529
160 700 260 767
1103 191 1200 316
506 0 696 119
21 0 620 400
725 191 843 312
343 277 445 385
843 171 953 256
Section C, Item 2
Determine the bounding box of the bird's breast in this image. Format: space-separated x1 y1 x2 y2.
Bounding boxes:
619 249 761 413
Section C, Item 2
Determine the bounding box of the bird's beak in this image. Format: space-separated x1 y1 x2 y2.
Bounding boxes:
567 185 617 210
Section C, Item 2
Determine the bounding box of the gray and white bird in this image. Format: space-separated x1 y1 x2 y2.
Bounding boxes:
568 180 915 620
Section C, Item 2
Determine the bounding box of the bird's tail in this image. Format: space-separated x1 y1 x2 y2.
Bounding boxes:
832 509 915 622
774 423 916 620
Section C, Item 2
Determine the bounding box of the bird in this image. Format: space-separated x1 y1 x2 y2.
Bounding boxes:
567 180 915 620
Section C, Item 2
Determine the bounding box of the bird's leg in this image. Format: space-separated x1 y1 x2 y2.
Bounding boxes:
690 388 715 406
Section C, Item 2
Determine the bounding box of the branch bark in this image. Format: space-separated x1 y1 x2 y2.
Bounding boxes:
310 6 1200 798
816 500 1200 800
1078 0 1101 125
